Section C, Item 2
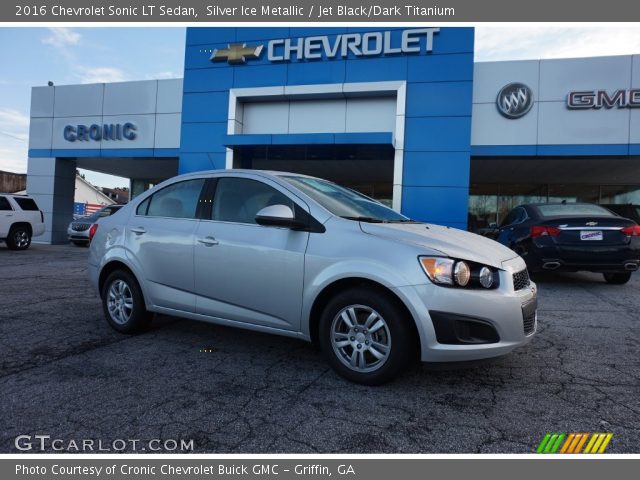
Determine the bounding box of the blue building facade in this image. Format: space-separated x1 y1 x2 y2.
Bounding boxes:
180 27 475 230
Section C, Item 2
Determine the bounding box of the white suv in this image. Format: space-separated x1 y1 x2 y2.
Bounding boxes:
0 194 45 250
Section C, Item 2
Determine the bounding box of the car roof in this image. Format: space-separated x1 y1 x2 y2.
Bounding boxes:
520 202 600 208
177 169 322 181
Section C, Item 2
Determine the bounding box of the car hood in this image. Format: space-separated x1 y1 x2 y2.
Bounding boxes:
360 222 519 269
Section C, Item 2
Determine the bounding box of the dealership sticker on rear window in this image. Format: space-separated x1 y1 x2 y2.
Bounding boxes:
580 230 603 241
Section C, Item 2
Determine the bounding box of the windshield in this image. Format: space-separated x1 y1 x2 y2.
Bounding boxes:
537 204 615 217
281 176 411 223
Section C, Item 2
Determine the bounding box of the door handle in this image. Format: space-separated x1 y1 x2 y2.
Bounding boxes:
130 227 146 235
197 236 219 246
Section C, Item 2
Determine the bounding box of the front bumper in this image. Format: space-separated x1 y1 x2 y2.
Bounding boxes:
67 226 90 242
394 256 537 362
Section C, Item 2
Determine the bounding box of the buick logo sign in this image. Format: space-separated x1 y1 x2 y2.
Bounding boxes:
496 83 534 119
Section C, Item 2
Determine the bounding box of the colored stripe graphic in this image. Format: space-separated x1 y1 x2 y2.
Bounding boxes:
536 432 613 454
537 433 565 453
537 433 612 454
584 433 613 454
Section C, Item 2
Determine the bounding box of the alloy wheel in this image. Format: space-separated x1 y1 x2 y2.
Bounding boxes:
330 304 392 373
107 279 134 325
14 230 29 248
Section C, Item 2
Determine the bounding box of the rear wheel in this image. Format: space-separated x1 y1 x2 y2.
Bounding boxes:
603 272 632 285
101 270 150 333
72 241 87 247
6 225 31 250
319 287 414 385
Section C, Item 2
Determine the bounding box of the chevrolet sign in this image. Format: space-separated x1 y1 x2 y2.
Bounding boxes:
211 28 440 64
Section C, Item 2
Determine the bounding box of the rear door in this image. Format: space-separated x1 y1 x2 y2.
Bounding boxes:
498 207 527 248
193 176 309 331
0 196 13 238
126 178 207 313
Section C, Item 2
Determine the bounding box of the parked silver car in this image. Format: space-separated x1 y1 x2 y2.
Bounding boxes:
89 170 537 384
68 204 123 246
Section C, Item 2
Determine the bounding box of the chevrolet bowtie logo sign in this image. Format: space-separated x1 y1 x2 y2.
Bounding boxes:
210 43 264 64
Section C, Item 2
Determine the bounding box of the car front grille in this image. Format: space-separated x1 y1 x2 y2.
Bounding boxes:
513 268 530 291
523 311 537 336
72 223 91 232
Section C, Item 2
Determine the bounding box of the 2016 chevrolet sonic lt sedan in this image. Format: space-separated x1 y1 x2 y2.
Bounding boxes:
89 170 537 385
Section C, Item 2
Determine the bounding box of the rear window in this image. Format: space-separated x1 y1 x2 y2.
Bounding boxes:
13 197 39 211
537 204 614 217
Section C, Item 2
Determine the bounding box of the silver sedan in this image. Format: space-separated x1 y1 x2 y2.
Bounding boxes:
88 170 537 384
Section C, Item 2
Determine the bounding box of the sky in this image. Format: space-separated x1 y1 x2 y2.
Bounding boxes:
2 26 640 188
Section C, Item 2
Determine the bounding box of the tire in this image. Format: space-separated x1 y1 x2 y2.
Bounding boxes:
6 225 31 250
101 270 151 333
72 241 88 247
318 287 414 385
603 272 632 285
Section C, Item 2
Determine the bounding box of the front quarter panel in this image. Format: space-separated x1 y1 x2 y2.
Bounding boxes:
300 218 431 338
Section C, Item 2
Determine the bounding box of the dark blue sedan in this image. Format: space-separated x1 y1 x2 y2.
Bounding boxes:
495 203 640 284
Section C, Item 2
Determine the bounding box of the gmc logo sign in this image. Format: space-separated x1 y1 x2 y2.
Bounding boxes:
567 89 640 109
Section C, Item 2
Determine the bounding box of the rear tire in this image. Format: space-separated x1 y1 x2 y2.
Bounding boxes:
603 272 632 285
72 241 87 247
318 287 414 385
6 225 31 250
101 270 150 333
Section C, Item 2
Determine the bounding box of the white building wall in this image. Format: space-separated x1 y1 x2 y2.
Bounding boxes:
471 54 640 146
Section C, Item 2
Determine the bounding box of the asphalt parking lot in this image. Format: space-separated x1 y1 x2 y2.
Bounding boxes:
1 243 638 453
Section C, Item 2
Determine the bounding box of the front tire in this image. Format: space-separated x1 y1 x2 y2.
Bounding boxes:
6 225 31 250
318 287 414 385
101 270 150 333
603 272 632 285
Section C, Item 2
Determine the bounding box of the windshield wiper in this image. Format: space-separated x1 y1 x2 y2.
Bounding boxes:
340 216 385 223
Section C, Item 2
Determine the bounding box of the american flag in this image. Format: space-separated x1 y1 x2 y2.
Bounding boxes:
73 202 104 216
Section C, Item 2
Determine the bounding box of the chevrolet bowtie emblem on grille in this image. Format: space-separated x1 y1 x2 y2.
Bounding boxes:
586 221 598 226
210 43 263 64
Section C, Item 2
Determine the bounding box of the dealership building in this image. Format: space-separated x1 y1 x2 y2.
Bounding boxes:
26 27 640 243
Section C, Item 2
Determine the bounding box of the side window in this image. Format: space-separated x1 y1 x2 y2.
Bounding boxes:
500 210 518 228
0 196 12 211
144 179 206 219
13 197 39 211
515 208 528 224
136 198 150 216
212 178 294 224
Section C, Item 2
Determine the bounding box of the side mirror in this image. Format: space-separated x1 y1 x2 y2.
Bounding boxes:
255 204 298 228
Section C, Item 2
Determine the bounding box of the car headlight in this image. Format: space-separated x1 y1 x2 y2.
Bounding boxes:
479 266 493 288
419 257 455 285
419 256 499 289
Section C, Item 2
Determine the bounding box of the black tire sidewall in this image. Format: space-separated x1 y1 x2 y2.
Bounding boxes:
318 287 413 385
603 272 632 285
101 270 149 333
7 226 31 250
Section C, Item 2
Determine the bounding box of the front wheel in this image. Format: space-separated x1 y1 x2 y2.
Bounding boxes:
603 272 632 285
101 270 150 333
318 287 414 385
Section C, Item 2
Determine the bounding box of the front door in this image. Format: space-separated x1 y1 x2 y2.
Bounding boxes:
194 176 309 331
